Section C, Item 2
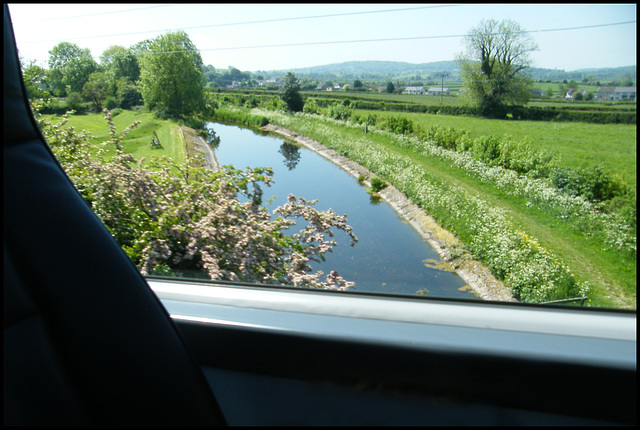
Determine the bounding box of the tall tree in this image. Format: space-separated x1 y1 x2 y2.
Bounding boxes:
457 19 537 118
48 42 98 96
138 31 204 116
20 60 50 101
115 77 142 109
82 72 109 111
386 81 395 93
101 45 140 82
280 72 304 112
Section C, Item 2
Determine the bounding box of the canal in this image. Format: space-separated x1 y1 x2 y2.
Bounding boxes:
208 122 479 300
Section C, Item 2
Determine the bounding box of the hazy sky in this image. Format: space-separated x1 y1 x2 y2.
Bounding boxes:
7 3 637 73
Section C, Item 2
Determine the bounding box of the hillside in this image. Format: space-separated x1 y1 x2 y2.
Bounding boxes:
260 60 636 83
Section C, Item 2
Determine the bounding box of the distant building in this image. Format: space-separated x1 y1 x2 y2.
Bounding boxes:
565 88 587 100
426 87 450 96
595 86 616 100
530 88 546 97
316 82 338 91
612 87 636 101
403 86 425 95
595 86 636 101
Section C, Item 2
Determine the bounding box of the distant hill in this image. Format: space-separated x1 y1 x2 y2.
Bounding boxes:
259 61 636 84
528 65 636 83
262 60 460 81
287 60 458 76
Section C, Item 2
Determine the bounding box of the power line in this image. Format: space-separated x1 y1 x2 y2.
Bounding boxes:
22 5 462 44
126 20 636 57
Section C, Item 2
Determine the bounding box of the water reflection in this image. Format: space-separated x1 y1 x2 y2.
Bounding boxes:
278 141 301 171
204 127 221 149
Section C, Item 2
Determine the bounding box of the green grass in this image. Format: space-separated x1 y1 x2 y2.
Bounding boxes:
232 107 635 309
42 110 186 165
372 129 635 307
307 91 463 106
353 109 637 188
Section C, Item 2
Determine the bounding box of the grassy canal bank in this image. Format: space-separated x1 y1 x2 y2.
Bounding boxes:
210 106 636 309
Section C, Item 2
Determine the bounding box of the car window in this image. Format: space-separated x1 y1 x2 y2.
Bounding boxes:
8 3 636 310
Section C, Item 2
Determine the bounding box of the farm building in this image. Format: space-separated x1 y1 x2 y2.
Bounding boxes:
595 86 636 101
403 86 425 95
426 87 451 95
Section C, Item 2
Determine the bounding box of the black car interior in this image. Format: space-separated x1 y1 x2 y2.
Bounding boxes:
3 4 635 426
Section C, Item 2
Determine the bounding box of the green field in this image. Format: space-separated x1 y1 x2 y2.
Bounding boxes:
352 109 637 188
42 110 187 165
305 91 464 106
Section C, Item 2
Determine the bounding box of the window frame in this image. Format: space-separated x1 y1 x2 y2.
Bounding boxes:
147 276 636 425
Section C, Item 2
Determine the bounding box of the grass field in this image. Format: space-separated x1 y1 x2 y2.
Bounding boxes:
301 89 637 111
351 109 637 188
42 110 187 165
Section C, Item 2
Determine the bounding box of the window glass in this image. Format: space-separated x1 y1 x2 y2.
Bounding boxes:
9 4 636 309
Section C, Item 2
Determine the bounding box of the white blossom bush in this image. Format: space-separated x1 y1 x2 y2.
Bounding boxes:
35 107 357 290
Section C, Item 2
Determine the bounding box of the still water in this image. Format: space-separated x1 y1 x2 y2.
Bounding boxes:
208 122 479 300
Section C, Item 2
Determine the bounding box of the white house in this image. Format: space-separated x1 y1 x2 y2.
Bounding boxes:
403 86 425 95
426 87 450 96
565 88 587 100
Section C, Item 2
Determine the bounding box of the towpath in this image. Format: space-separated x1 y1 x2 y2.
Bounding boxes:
181 126 220 171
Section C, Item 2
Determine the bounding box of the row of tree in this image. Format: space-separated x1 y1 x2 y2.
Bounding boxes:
23 31 208 117
23 18 560 119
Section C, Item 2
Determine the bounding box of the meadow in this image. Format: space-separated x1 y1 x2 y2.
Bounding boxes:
42 110 186 165
351 109 637 187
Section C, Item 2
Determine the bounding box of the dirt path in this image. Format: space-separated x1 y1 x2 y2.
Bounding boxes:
261 123 516 303
181 126 219 171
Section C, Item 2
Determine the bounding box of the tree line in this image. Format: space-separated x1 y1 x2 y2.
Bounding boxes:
23 18 623 121
22 31 208 118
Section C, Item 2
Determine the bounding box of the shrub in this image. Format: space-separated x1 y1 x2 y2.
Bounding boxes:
152 106 172 120
104 96 118 110
551 164 625 203
369 177 388 193
328 103 352 120
64 92 86 113
303 98 320 115
472 135 502 164
420 125 469 151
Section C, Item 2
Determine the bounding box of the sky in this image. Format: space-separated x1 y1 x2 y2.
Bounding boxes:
7 3 637 73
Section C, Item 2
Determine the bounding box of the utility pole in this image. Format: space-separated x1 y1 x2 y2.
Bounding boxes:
438 71 450 107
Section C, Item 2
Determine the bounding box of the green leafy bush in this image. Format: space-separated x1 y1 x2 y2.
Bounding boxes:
328 103 352 120
369 177 388 193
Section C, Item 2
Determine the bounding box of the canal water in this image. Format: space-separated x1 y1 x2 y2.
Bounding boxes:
208 122 479 300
